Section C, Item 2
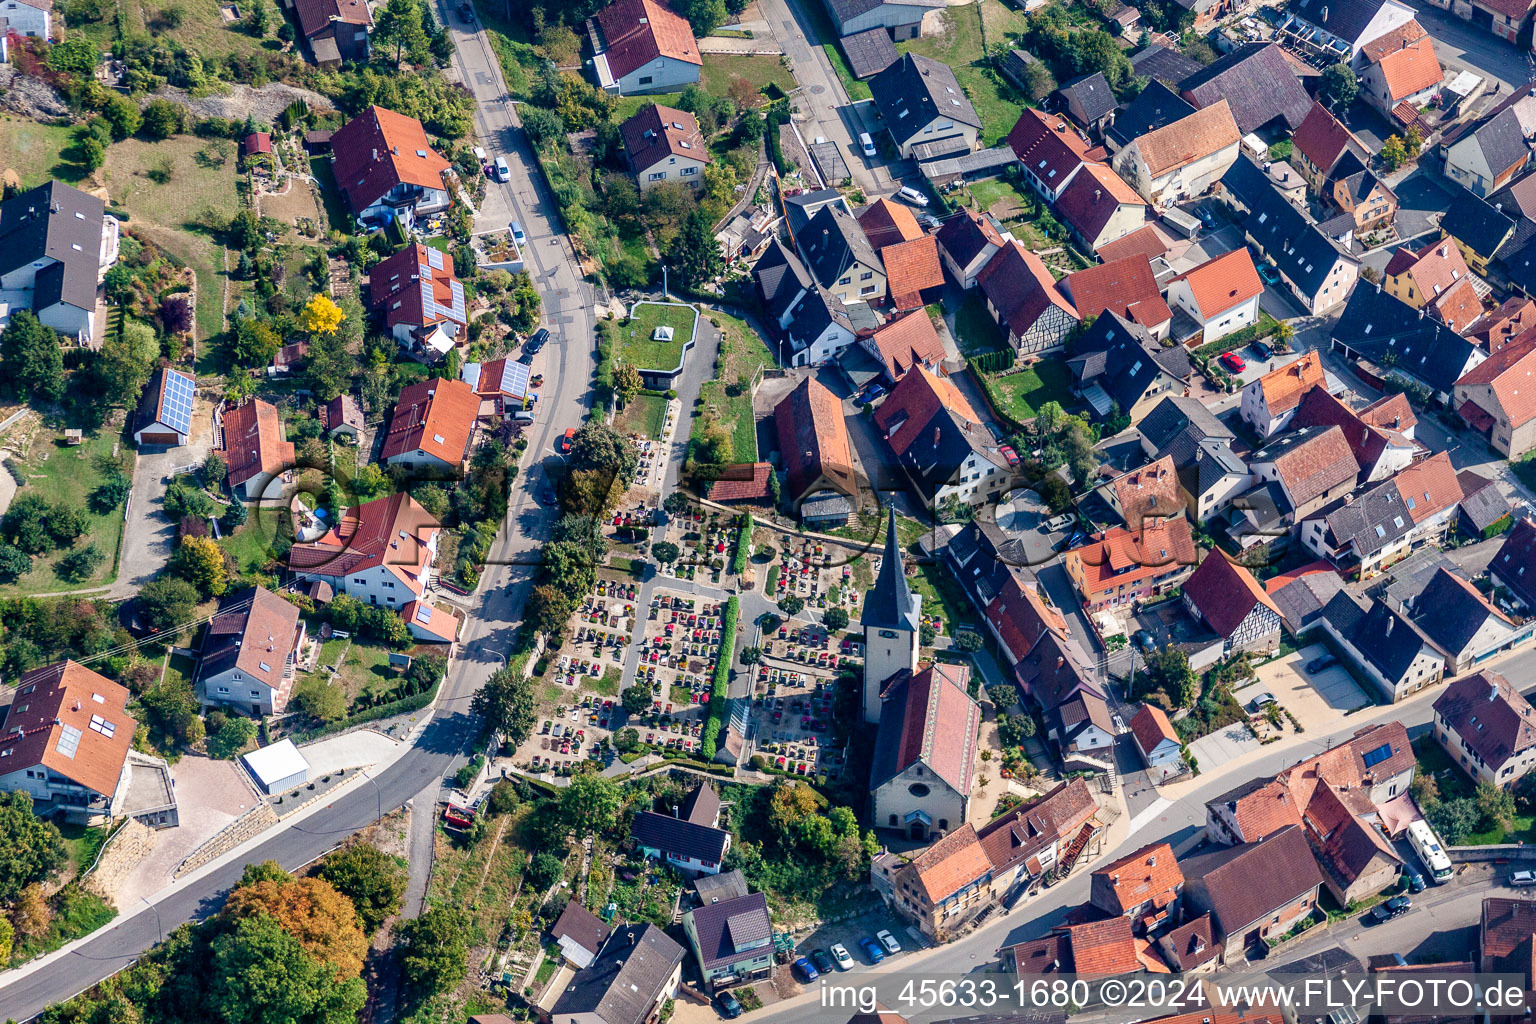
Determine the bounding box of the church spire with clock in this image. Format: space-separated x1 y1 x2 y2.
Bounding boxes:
861 504 921 723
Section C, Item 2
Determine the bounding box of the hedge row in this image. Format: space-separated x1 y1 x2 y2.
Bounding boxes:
699 596 739 760
287 673 445 745
969 349 1014 374
729 514 752 576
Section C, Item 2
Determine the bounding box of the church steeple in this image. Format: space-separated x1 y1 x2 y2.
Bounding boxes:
862 504 920 632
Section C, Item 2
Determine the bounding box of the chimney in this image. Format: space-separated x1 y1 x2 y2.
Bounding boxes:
933 426 941 447
1386 616 1394 635
1056 656 1064 670
1491 680 1500 702
1094 189 1102 202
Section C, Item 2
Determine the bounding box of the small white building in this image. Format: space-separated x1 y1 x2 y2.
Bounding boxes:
1130 704 1181 768
590 0 702 94
1165 249 1264 345
1 0 51 38
243 739 311 795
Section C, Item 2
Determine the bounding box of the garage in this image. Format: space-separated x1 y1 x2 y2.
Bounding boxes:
137 432 180 446
242 739 310 795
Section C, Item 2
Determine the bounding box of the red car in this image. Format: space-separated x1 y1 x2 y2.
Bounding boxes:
1220 351 1246 373
998 445 1020 466
556 427 577 454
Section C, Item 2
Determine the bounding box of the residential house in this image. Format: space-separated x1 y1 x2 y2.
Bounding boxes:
1164 248 1264 345
1131 42 1204 84
780 286 866 368
876 365 1011 508
681 892 773 991
1005 918 1141 977
549 903 612 969
1155 916 1221 974
1059 254 1172 339
1458 468 1513 537
1135 395 1246 522
773 377 858 515
1480 898 1536 976
1328 154 1399 238
1330 284 1486 403
1246 424 1360 523
1442 89 1536 197
1014 631 1106 730
1005 109 1092 202
870 54 982 161
1065 311 1190 423
705 463 773 504
1182 553 1283 656
1411 569 1532 673
368 243 467 363
1055 72 1117 136
935 207 1008 289
1470 295 1536 351
1240 351 1328 438
1382 239 1484 333
621 104 710 189
871 662 980 839
753 238 813 329
1111 99 1241 204
133 367 195 447
1281 0 1419 63
692 870 749 905
882 234 945 310
319 394 365 441
1054 162 1148 254
380 377 478 473
1130 704 1181 768
1358 21 1443 120
1090 842 1183 933
631 787 731 876
1298 451 1462 575
858 196 923 249
1492 517 1536 612
1106 80 1195 152
1299 777 1403 905
218 399 295 500
0 0 49 37
0 180 119 345
197 586 306 717
1062 517 1198 614
1434 671 1536 788
1292 387 1417 484
589 0 701 94
541 925 684 1024
783 187 851 238
462 358 536 419
1045 688 1117 773
840 26 900 78
799 202 886 304
1291 101 1369 194
1443 189 1517 275
863 310 946 382
1219 157 1359 314
1267 565 1347 638
1455 334 1536 457
291 0 371 66
821 0 944 40
1466 0 1536 45
330 106 452 233
976 778 1103 895
287 491 441 608
1176 43 1313 134
976 240 1079 356
1100 455 1183 530
1180 826 1324 963
1318 591 1445 701
872 825 994 939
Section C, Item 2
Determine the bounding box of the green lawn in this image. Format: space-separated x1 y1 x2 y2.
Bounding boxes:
335 641 398 708
986 358 1075 420
898 0 1031 145
701 54 796 97
0 428 128 597
163 653 197 691
309 158 352 234
0 118 89 189
219 513 284 575
954 291 1010 358
59 822 110 878
619 302 697 371
615 393 670 439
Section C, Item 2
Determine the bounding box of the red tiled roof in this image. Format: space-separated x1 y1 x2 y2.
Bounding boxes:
1457 334 1536 430
1006 109 1091 190
1472 297 1536 351
621 104 710 176
1358 391 1417 433
1390 450 1462 523
1054 162 1146 247
331 106 451 214
911 824 992 902
1064 518 1197 601
288 492 440 593
977 778 1097 874
1061 255 1171 328
1253 351 1326 416
595 0 701 80
1092 841 1183 915
977 241 1079 338
869 311 946 379
1435 669 1536 771
1132 100 1240 178
1130 704 1178 756
244 132 272 156
882 235 944 310
876 364 981 456
1366 22 1442 103
1184 825 1322 935
379 377 479 466
1293 387 1403 474
1169 248 1263 321
1182 551 1280 638
219 399 295 489
1386 240 1476 319
1262 560 1339 594
1063 916 1139 974
204 585 303 697
1094 223 1170 265
858 198 923 250
320 394 364 433
293 0 370 36
1430 277 1483 333
1108 455 1182 528
368 243 466 332
0 661 134 798
1482 898 1536 969
1268 424 1358 505
706 463 773 501
774 377 856 501
986 578 1069 663
1291 101 1357 175
882 662 979 794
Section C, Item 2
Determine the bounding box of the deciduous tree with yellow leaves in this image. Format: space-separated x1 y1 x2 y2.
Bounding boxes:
299 294 345 337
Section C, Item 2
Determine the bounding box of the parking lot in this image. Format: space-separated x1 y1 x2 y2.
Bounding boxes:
1238 643 1374 722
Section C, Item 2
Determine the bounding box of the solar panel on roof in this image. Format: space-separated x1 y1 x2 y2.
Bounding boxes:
425 247 444 270
159 369 195 435
415 604 433 624
56 724 82 758
1361 742 1393 768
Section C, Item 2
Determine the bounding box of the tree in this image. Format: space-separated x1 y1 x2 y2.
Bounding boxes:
652 540 680 563
1477 781 1516 833
955 631 983 652
305 329 352 401
0 545 30 581
233 317 282 367
80 135 107 173
613 362 643 402
376 0 428 65
471 667 537 744
57 543 105 582
1021 58 1056 102
664 209 724 290
1410 772 1440 809
527 851 565 890
780 594 804 615
560 773 622 832
291 676 346 722
679 0 727 36
299 294 345 336
1318 63 1358 113
206 714 256 758
1381 134 1409 170
621 685 651 716
223 873 366 963
2 311 66 401
1140 648 1196 708
208 913 366 1024
140 99 184 140
2 494 53 554
48 501 87 546
173 534 229 595
139 576 199 630
663 491 691 516
1427 796 1481 845
48 37 98 76
396 907 469 995
0 791 66 904
823 607 849 631
102 93 142 140
139 678 203 748
569 421 640 485
316 843 408 936
12 883 51 940
997 713 1037 745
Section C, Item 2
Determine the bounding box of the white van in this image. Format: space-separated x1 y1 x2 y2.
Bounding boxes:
493 157 511 182
895 185 929 207
859 132 876 157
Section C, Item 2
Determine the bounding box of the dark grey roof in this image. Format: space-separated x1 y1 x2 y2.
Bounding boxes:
1321 592 1434 684
680 783 720 826
1270 571 1344 634
1447 190 1517 260
1329 285 1481 396
1498 233 1536 296
1221 157 1353 301
1365 545 1457 610
1469 107 1533 182
1057 72 1116 125
551 902 612 957
1316 477 1413 561
0 180 107 314
1458 470 1512 532
783 285 854 355
692 869 750 904
1337 165 1394 206
841 27 899 79
1288 0 1391 44
1000 48 1042 89
1194 438 1248 493
870 53 982 148
1067 310 1188 414
1138 394 1233 466
548 925 686 1024
1130 43 1203 85
1411 568 1507 656
685 892 772 970
1177 43 1312 133
1494 518 1536 609
631 809 730 863
935 209 1003 271
823 0 940 28
753 239 811 322
784 188 850 238
863 504 921 632
919 145 1018 182
799 203 882 292
1108 80 1196 148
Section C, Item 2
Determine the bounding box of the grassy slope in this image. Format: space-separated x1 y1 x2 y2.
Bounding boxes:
0 428 126 597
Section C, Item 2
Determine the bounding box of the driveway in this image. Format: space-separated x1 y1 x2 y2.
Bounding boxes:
1235 644 1373 729
1185 718 1262 766
299 729 403 776
114 425 212 600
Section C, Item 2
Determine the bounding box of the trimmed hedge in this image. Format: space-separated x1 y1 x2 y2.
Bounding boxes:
287 672 445 744
729 514 752 576
700 596 739 760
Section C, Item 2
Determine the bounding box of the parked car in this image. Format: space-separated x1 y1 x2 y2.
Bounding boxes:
1133 629 1156 654
811 949 835 975
864 384 886 403
1219 351 1246 373
1306 654 1338 674
1511 869 1536 887
1370 895 1412 923
860 132 877 157
792 956 819 982
1250 340 1273 361
1405 870 1426 893
458 1 473 18
859 937 885 963
1196 206 1216 229
829 943 854 970
1249 692 1277 711
493 156 511 182
717 992 743 1019
510 221 526 246
876 930 902 954
538 486 558 506
1043 513 1076 533
895 185 930 207
557 427 577 454
998 444 1020 466
525 327 550 353
1257 261 1282 286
